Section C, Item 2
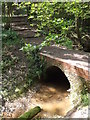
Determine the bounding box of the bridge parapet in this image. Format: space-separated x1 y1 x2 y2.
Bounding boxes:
40 52 89 81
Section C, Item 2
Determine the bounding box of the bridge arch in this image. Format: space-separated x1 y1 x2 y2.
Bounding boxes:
40 54 84 106
43 66 70 91
43 64 84 106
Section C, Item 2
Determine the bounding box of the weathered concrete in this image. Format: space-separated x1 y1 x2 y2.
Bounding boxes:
40 45 90 106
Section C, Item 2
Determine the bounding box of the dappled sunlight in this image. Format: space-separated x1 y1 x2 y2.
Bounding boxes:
42 45 89 62
73 54 88 59
2 2 90 119
64 53 88 60
63 59 89 71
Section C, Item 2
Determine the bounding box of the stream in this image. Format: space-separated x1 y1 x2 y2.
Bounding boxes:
3 80 72 118
30 80 72 118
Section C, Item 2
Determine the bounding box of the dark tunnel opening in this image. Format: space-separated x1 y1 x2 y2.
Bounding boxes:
41 66 70 91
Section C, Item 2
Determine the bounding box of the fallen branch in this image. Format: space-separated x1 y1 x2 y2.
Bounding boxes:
18 106 41 120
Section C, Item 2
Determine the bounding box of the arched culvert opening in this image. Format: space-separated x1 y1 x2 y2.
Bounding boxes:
42 66 70 91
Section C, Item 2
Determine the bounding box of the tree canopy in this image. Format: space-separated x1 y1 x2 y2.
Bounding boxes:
2 1 90 51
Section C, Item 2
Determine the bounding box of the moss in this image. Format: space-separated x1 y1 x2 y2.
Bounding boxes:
18 106 41 120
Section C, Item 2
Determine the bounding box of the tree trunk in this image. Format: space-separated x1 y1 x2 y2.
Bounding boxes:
2 2 5 16
27 5 31 17
75 16 81 45
5 2 13 30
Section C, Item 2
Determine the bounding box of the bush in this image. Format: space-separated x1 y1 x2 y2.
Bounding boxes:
21 44 47 86
81 85 89 106
2 29 23 46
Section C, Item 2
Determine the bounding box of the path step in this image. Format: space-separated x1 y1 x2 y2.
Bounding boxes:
11 22 28 26
17 30 36 38
11 25 31 31
11 15 27 18
12 27 31 31
10 15 44 44
12 27 37 32
11 16 28 23
24 37 44 45
11 19 27 23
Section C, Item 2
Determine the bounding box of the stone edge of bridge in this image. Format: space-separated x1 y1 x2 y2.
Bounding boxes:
40 52 89 82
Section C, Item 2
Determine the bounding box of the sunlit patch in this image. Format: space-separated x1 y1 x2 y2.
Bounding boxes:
48 87 56 92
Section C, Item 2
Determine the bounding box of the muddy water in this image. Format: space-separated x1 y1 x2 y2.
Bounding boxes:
3 80 72 118
30 81 72 118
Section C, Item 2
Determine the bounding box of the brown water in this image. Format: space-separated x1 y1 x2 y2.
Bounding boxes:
30 81 72 118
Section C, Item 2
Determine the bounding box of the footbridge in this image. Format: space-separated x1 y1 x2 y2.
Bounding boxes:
40 45 90 106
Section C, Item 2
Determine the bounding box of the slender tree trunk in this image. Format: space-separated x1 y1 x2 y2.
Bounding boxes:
6 3 11 29
2 2 5 16
75 16 81 45
6 2 13 29
27 5 31 17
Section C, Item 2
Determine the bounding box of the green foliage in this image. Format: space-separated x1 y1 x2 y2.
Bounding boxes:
57 37 73 49
65 2 90 19
27 2 89 50
2 2 90 50
1 29 26 100
2 29 21 70
81 85 89 106
13 2 90 50
2 29 23 46
1 53 18 70
2 16 9 23
45 33 73 49
21 44 47 86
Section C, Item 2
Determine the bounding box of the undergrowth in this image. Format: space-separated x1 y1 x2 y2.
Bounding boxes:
2 29 23 47
1 29 47 100
1 29 26 100
20 43 47 86
81 84 89 106
2 29 23 71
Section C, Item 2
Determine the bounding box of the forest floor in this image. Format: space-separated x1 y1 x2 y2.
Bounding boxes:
1 16 89 119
